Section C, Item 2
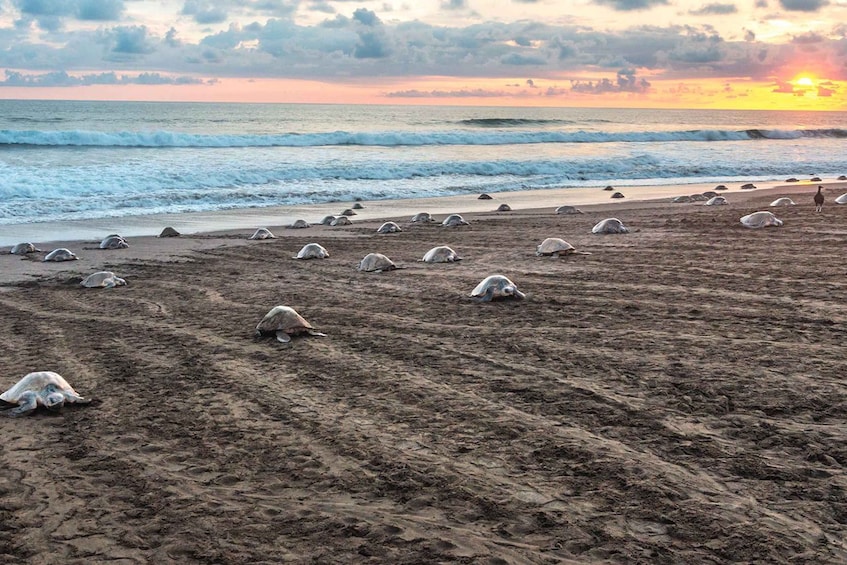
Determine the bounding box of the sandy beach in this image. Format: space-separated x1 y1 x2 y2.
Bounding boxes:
1 182 847 563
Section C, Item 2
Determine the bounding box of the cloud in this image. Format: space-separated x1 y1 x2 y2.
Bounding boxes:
441 0 468 9
593 0 669 11
111 25 155 55
352 8 381 26
571 69 651 93
0 69 205 86
778 0 828 11
690 3 737 15
13 0 124 25
181 1 227 24
78 0 124 21
385 87 510 97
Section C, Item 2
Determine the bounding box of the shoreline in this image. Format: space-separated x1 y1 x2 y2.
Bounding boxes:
1 179 841 248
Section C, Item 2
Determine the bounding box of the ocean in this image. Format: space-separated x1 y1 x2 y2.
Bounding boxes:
2 100 846 230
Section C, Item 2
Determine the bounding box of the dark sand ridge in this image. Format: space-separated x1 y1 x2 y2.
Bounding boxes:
0 182 846 563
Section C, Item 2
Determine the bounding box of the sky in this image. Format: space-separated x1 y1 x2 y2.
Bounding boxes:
0 0 845 109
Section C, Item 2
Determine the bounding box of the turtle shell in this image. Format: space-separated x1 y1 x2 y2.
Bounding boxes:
591 218 629 234
10 242 41 255
442 214 468 226
377 222 402 234
81 271 127 288
421 246 461 263
358 253 397 272
740 211 782 228
536 238 575 256
43 248 78 262
294 243 329 259
249 228 276 240
255 306 316 338
411 212 434 222
100 236 129 249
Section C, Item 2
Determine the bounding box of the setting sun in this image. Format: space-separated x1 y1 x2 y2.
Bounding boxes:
796 76 814 87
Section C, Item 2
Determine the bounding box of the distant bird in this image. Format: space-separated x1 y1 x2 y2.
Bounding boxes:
814 186 825 213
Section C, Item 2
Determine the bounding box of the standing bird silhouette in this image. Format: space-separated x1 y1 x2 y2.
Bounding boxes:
814 186 824 213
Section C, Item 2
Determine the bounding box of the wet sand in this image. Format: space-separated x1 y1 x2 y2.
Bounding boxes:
1 183 846 563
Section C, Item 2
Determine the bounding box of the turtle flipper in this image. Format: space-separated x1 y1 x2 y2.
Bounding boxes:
66 393 92 405
275 330 291 344
6 392 37 417
476 287 495 302
307 330 327 337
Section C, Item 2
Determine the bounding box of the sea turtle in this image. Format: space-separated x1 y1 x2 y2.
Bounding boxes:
603 185 615 191
536 237 580 256
411 212 434 223
701 191 718 198
293 243 329 259
714 184 729 191
471 275 526 302
496 203 511 212
741 183 757 190
99 235 129 249
838 175 847 181
420 246 461 263
811 176 822 182
249 228 277 240
288 220 310 229
81 271 127 288
10 242 41 255
786 177 799 182
672 195 692 203
690 194 708 201
319 215 337 225
835 193 847 204
442 214 469 226
43 248 78 262
611 192 625 199
330 216 352 226
358 252 397 272
255 306 326 344
740 211 783 228
159 226 180 238
352 202 364 210
341 208 357 216
591 218 629 234
770 197 795 207
705 196 728 206
478 193 493 200
555 205 583 215
377 221 402 234
0 371 91 417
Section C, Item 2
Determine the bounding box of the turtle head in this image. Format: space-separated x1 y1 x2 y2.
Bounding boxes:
43 392 66 411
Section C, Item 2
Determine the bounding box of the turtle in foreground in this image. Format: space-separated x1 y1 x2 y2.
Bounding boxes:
43 248 78 262
442 214 469 227
10 242 41 255
293 243 329 259
330 216 352 226
836 193 847 204
249 228 277 240
471 275 526 302
591 218 629 234
740 211 783 228
100 235 129 249
288 220 310 229
377 221 402 234
705 196 728 206
411 212 434 223
159 226 180 238
496 203 512 212
770 197 795 207
255 306 326 344
358 252 398 272
555 205 583 215
0 371 91 417
319 215 337 225
81 271 127 288
420 246 462 263
611 191 625 199
536 237 590 257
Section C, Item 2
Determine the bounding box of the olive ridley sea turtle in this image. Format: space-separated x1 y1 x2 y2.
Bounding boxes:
249 228 277 240
705 196 728 206
358 252 398 272
100 235 129 249
496 203 511 212
293 243 329 259
740 211 783 228
43 248 78 262
255 306 326 344
442 214 469 227
420 246 461 263
330 216 352 226
835 193 847 204
319 215 337 225
377 221 402 234
591 218 629 234
471 275 526 302
555 205 583 215
411 212 434 223
159 226 180 238
81 271 127 288
10 242 41 255
288 220 311 229
0 371 91 417
535 237 590 257
770 197 795 206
